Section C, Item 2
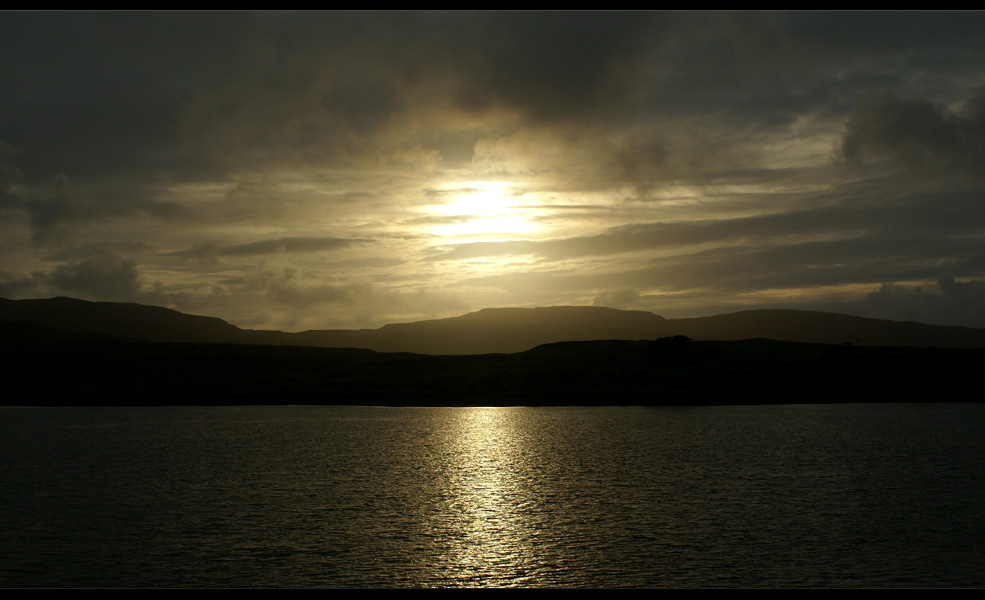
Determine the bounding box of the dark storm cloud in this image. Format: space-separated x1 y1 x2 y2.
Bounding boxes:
630 13 841 123
4 12 984 182
0 11 967 206
597 133 671 195
21 174 183 244
782 11 985 58
162 11 673 177
321 76 405 136
0 141 21 210
680 12 985 109
842 89 985 177
0 13 237 182
443 12 663 122
1 11 611 185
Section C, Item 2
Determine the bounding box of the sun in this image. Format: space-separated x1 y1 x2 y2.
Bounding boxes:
425 181 539 240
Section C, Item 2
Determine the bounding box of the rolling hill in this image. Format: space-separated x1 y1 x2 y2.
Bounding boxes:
4 296 985 353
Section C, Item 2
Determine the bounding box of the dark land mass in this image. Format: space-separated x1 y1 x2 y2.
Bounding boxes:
5 296 985 353
2 297 983 407
3 334 980 407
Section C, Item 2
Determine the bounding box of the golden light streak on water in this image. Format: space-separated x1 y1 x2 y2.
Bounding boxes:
424 408 542 586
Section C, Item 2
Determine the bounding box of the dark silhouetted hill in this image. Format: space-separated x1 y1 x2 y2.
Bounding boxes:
291 306 673 354
4 298 985 405
670 309 985 348
3 297 985 354
0 297 256 344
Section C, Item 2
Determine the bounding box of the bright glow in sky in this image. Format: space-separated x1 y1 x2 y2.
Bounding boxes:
3 12 985 331
422 182 541 239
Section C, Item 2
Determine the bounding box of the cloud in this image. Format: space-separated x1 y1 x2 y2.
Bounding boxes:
424 211 840 263
42 241 150 262
215 264 365 307
15 174 184 245
328 257 406 269
165 237 368 264
0 271 39 298
864 277 985 328
47 253 141 301
0 12 249 180
443 12 663 123
593 288 640 309
842 89 985 178
265 276 369 309
0 141 22 211
4 13 985 329
201 262 469 330
446 221 985 311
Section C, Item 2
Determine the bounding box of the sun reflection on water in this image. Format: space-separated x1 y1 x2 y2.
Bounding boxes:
425 407 543 586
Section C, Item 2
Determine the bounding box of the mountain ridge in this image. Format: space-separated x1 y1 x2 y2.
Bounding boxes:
3 296 985 353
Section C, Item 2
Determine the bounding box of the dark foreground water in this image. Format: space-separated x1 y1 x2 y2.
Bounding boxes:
1 403 983 588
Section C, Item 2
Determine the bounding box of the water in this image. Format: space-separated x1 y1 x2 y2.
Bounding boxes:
1 403 983 587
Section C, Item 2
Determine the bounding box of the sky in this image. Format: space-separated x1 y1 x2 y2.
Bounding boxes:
3 11 985 331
